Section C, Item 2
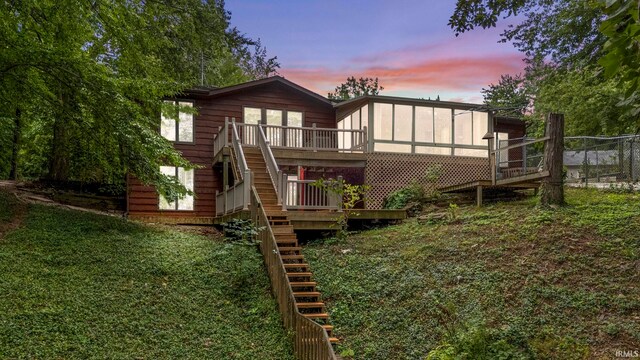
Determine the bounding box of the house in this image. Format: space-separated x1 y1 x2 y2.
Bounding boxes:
126 76 527 226
563 150 620 182
125 76 533 358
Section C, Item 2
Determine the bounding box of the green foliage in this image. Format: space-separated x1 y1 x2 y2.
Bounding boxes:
222 218 265 246
599 0 640 118
304 188 639 359
328 76 383 101
382 165 442 211
0 0 278 196
311 178 369 241
482 74 533 118
0 192 293 359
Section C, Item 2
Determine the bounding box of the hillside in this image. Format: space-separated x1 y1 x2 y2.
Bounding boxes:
0 190 293 359
304 188 640 359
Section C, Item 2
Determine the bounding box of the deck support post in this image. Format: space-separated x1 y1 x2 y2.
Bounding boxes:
540 113 565 206
476 185 483 207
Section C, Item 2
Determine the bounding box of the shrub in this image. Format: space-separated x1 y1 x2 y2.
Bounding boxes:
222 218 265 246
382 165 443 212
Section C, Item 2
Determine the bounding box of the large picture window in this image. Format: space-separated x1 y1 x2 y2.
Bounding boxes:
159 166 194 211
161 101 194 142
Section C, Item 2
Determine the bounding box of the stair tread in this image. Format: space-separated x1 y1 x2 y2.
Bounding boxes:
286 272 312 277
293 291 321 296
329 337 339 343
322 325 334 330
278 246 302 251
281 255 305 259
303 313 329 318
290 281 317 286
284 263 309 268
296 302 324 308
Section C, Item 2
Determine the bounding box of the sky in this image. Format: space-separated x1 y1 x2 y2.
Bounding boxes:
226 0 525 104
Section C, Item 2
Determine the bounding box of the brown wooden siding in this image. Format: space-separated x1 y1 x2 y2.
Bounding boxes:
127 81 336 219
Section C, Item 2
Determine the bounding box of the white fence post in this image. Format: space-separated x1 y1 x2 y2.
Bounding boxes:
312 123 317 152
243 170 251 210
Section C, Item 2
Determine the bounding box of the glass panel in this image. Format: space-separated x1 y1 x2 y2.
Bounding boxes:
266 109 283 146
343 114 352 150
414 106 434 143
497 132 509 167
159 166 176 210
454 148 487 158
394 105 412 141
287 111 303 147
360 105 368 131
351 109 360 130
286 175 298 207
243 107 261 124
454 110 473 145
373 103 392 140
472 111 488 146
415 146 451 155
434 107 451 144
160 101 176 141
374 142 412 153
337 118 346 150
177 168 194 210
178 102 193 142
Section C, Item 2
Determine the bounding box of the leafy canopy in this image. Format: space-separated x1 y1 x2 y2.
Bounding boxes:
328 76 383 101
0 0 278 198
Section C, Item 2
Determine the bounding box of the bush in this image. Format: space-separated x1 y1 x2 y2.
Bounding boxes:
382 165 443 212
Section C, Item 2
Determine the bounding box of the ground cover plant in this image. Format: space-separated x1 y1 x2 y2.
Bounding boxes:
304 188 640 359
0 190 293 359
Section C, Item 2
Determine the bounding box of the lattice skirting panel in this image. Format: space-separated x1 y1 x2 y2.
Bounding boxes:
365 153 491 209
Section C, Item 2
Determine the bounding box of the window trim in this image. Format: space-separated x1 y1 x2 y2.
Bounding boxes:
242 106 306 127
158 166 195 211
162 100 196 144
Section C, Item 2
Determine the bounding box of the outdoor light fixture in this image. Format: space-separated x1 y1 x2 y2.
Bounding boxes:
482 131 494 140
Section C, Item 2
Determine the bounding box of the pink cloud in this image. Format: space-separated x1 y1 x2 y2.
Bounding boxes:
280 53 525 98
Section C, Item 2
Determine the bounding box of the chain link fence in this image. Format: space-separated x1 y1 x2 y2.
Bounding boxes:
564 135 640 185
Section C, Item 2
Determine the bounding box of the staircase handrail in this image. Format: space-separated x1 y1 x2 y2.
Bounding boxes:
257 125 284 205
250 187 337 359
231 120 249 179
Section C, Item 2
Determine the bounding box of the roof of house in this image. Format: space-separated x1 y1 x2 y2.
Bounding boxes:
332 94 489 111
184 76 333 106
564 150 619 166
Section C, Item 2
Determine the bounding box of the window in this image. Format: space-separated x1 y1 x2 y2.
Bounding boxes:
373 103 393 140
287 111 303 147
243 107 261 124
394 105 412 142
159 166 194 211
497 132 509 167
434 108 452 144
415 106 434 143
454 110 473 145
472 111 489 146
161 101 194 142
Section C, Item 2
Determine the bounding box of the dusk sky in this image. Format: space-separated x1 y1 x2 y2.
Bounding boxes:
227 0 526 104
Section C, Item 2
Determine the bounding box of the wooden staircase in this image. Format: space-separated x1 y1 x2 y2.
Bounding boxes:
244 146 338 344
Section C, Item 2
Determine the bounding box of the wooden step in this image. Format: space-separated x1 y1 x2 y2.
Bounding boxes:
281 255 305 261
302 313 329 319
286 272 312 278
284 263 310 270
278 246 302 252
272 226 294 234
293 291 321 297
322 325 334 332
296 301 323 308
329 337 339 344
290 281 317 287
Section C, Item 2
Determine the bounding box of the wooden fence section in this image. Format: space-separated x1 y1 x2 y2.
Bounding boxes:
251 188 337 360
365 153 490 209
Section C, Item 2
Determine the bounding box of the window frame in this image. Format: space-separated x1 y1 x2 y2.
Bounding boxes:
158 166 195 211
161 100 196 144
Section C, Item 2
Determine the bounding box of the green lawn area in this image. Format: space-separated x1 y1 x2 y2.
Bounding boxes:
305 188 640 359
0 191 293 359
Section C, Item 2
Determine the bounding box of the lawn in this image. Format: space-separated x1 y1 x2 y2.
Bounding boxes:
304 188 640 359
0 191 293 359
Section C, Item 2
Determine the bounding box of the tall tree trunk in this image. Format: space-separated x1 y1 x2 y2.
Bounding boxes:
9 107 21 180
49 91 71 182
540 113 565 206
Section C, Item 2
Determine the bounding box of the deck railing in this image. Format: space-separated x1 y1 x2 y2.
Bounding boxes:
250 188 337 360
491 136 549 183
283 177 342 210
234 122 367 152
213 118 230 158
257 125 284 206
215 121 251 216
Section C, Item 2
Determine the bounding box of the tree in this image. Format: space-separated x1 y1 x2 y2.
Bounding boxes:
328 76 383 101
0 0 278 198
482 74 533 117
599 0 640 119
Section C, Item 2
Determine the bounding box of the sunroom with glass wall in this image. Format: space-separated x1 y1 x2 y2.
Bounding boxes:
336 97 494 157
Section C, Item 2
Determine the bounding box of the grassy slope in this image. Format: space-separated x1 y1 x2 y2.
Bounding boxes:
305 188 640 359
0 191 293 359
